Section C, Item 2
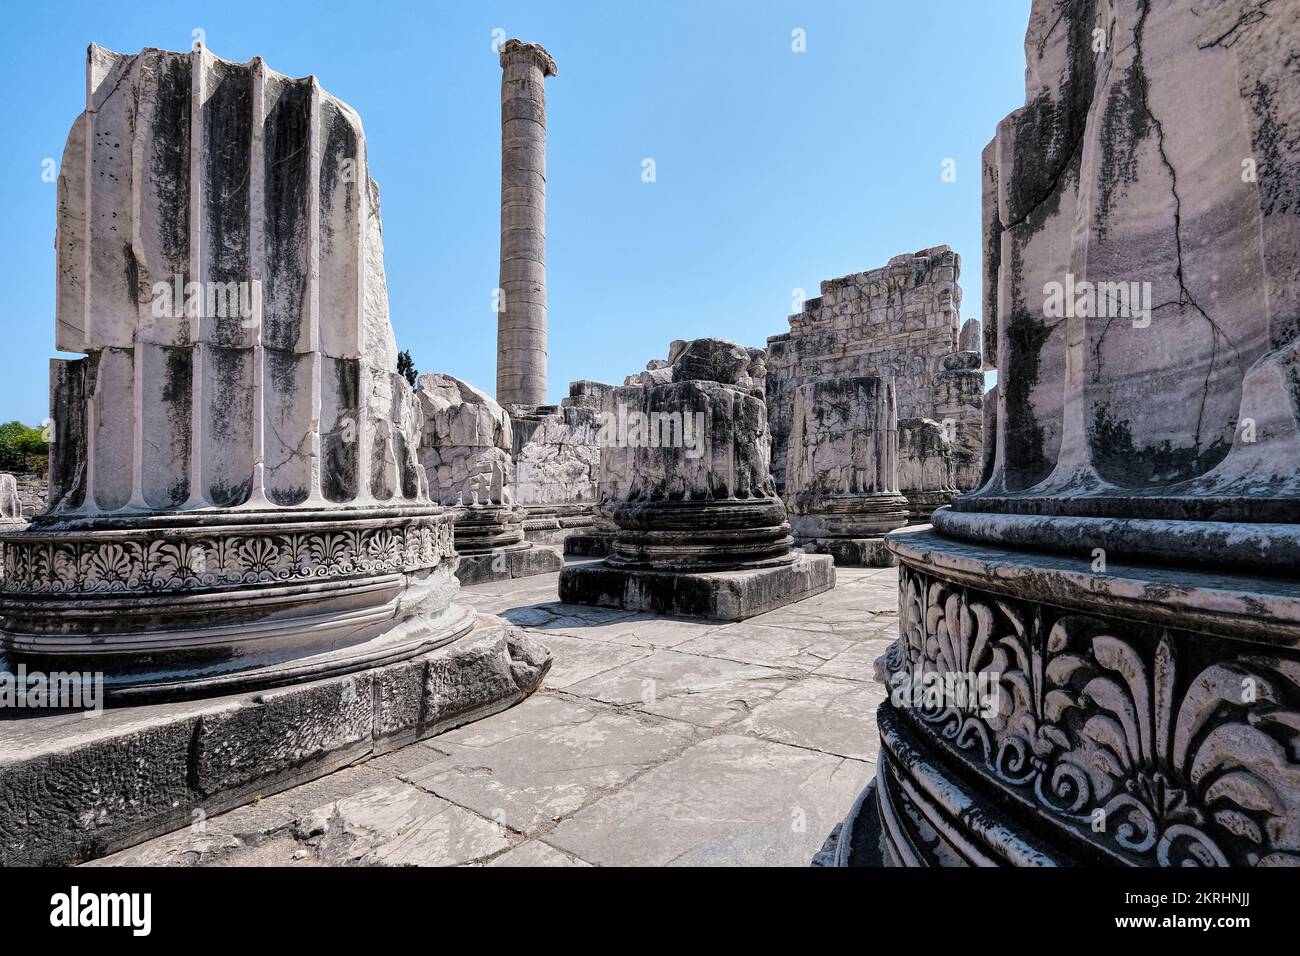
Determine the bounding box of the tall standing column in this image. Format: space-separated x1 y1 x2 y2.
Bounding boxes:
496 39 556 408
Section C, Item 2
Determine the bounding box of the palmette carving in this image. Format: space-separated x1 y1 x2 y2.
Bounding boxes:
0 516 454 595
889 564 1300 867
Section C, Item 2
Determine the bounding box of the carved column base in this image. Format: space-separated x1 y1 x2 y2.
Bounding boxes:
562 525 618 557
451 506 563 585
836 524 1300 867
560 498 834 620
452 506 528 555
901 489 953 523
0 507 474 702
789 493 907 566
517 502 598 547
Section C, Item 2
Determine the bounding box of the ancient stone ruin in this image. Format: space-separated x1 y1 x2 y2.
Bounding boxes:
0 46 556 868
490 39 606 550
8 42 558 700
0 474 24 530
560 338 834 620
784 376 908 566
496 40 556 408
416 372 563 584
844 0 1300 868
508 382 607 546
766 246 983 522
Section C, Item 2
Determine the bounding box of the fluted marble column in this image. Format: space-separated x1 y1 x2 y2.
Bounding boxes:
0 45 474 701
496 40 556 408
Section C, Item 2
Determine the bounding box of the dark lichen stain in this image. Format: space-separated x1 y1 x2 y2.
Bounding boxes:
322 359 359 503
161 347 192 506
1003 239 1057 490
370 431 393 501
318 101 358 254
48 359 90 511
1003 0 1097 229
204 61 252 345
1090 404 1230 488
205 346 252 507
123 241 140 309
1095 59 1150 240
149 53 191 275
264 78 311 352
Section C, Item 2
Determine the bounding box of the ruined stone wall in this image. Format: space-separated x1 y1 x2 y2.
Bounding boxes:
766 245 984 499
6 473 47 519
417 373 512 506
507 380 613 506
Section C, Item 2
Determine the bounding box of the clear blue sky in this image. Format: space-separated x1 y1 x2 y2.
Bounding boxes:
0 0 1028 424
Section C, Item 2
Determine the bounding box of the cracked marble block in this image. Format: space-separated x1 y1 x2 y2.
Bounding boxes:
0 45 482 700
837 1 1300 869
416 372 560 584
766 246 984 520
784 377 908 566
559 338 834 621
506 380 610 549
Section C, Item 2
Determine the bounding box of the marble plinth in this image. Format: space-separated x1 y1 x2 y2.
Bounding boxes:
0 507 471 702
559 550 834 621
0 616 551 866
838 525 1300 867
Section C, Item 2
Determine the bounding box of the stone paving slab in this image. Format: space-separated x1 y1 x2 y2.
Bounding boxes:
673 622 854 671
96 560 899 867
545 735 871 866
486 840 591 867
545 613 716 649
405 694 701 834
296 782 512 866
527 633 654 689
739 674 885 761
813 637 895 681
564 650 794 728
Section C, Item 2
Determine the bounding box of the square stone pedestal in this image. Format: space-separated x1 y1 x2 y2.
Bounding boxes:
558 552 835 621
0 618 551 866
796 536 895 567
455 545 564 586
562 530 617 557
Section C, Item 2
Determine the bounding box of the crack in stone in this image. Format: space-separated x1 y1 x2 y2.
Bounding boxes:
1133 0 1242 450
1197 0 1274 50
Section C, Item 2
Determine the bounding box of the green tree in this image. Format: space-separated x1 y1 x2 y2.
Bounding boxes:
397 350 418 389
0 421 48 473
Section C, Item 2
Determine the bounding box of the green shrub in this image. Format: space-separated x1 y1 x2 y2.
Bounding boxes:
0 421 49 473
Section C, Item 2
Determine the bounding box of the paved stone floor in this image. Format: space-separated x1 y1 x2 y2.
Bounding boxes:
93 558 897 867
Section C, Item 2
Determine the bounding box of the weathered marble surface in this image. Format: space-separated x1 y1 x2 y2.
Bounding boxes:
508 381 612 548
0 45 482 700
767 246 984 515
418 372 512 507
853 0 1300 870
414 370 564 584
0 474 23 529
561 338 833 620
972 0 1300 532
785 377 907 564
